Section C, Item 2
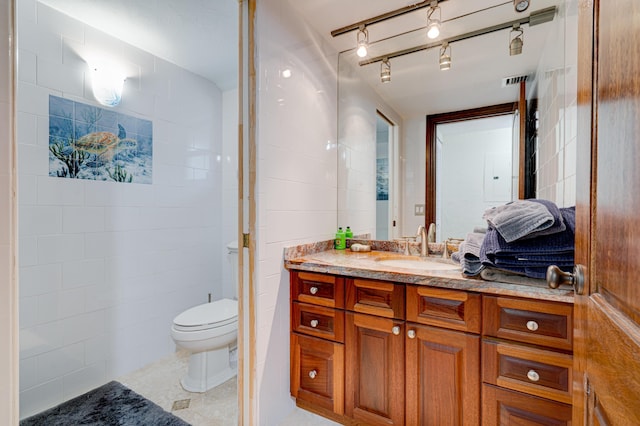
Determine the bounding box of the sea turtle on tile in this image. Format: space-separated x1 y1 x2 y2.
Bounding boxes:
73 124 137 162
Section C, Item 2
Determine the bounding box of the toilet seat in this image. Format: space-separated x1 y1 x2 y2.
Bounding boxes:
173 298 238 332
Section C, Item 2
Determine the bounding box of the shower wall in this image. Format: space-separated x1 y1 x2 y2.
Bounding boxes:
17 3 231 418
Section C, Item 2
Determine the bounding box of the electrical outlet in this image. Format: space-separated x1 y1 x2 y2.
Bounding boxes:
414 204 425 216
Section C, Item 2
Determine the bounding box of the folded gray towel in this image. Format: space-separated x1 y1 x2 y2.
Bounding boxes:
452 233 486 276
483 200 555 243
480 267 546 285
463 232 485 259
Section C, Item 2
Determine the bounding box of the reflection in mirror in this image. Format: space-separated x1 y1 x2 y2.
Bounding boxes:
336 0 572 242
434 111 518 241
375 112 397 240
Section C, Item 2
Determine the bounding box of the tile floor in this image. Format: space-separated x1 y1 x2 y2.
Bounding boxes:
118 350 339 425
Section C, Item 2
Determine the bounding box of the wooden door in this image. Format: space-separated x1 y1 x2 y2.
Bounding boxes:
574 0 640 424
345 312 405 425
406 323 480 426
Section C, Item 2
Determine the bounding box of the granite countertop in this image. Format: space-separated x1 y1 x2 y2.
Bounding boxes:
284 240 575 304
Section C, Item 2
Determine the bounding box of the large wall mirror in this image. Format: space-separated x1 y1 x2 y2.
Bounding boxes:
337 0 568 242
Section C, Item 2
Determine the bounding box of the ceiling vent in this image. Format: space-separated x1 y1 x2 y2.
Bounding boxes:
501 74 529 87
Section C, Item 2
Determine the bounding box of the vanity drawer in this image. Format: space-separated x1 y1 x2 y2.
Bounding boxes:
483 296 573 351
292 302 345 343
482 340 573 404
291 333 344 415
291 271 345 309
482 384 573 426
346 278 404 319
406 285 481 333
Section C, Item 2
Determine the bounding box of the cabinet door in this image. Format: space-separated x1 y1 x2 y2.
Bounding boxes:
345 312 405 426
406 323 480 426
290 333 344 415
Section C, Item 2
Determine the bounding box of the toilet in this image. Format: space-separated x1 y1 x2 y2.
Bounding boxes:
171 241 239 392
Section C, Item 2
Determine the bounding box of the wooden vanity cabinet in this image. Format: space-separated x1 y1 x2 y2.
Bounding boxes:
406 286 482 426
345 278 405 425
289 271 574 425
290 271 346 416
481 295 574 425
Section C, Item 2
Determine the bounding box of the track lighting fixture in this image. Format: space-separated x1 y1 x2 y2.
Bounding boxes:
356 25 369 58
427 1 441 39
439 42 451 70
513 0 530 12
509 24 524 55
380 58 391 82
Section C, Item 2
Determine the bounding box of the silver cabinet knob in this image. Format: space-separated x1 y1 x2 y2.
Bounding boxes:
527 370 540 382
392 326 400 335
309 286 318 295
526 320 539 331
407 329 416 339
310 319 319 328
308 370 317 379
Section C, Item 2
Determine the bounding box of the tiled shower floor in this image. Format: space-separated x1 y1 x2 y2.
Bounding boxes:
118 350 338 425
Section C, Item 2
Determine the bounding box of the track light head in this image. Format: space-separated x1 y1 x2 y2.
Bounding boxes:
439 42 451 70
427 2 441 39
513 0 530 12
380 58 391 82
356 25 369 58
509 24 524 55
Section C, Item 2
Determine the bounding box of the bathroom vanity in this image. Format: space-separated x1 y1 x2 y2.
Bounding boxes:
285 244 574 425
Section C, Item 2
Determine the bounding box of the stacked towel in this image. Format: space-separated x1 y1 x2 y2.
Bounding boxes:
482 199 565 243
480 206 575 279
452 232 486 276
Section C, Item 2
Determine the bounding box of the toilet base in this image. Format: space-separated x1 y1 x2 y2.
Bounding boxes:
180 346 237 393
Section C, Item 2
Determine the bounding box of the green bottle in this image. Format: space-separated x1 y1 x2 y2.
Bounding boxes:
335 227 346 250
345 226 353 238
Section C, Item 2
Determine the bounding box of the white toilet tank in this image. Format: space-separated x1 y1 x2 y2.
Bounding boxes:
226 240 238 299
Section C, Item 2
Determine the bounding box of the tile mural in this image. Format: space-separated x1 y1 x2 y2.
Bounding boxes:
48 95 153 184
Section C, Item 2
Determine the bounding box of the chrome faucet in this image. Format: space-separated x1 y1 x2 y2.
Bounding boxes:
416 225 429 257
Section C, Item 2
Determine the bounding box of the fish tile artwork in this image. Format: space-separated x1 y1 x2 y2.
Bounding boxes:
48 95 153 184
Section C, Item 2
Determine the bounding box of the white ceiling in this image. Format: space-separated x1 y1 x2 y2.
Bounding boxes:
39 0 239 91
39 0 562 116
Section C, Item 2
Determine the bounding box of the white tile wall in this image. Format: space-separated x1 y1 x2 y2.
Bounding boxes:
16 3 237 419
534 0 578 207
254 0 338 423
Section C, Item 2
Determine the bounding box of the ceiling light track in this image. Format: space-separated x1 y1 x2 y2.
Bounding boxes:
330 0 450 38
358 6 555 66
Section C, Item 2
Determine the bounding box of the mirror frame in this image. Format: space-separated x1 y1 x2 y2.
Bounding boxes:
424 101 522 229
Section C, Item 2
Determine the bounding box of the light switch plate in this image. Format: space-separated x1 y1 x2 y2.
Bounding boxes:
414 204 425 216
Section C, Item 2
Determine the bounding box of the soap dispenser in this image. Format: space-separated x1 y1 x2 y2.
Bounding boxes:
335 227 346 250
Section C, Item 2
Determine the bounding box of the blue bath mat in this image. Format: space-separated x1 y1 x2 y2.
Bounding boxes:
20 380 190 425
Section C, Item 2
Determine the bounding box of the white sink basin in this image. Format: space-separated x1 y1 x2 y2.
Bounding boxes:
374 256 460 271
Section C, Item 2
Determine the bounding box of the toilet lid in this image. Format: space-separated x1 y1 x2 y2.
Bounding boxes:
173 298 238 330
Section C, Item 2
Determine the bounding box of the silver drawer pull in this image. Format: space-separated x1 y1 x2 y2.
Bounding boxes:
527 370 540 382
407 329 416 339
309 286 318 295
526 320 539 331
392 326 400 335
308 370 317 379
310 319 319 328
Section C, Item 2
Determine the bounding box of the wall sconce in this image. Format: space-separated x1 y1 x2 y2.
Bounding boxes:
439 42 451 70
90 62 126 107
509 24 524 55
513 0 530 12
356 25 369 58
427 1 441 39
380 58 391 82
